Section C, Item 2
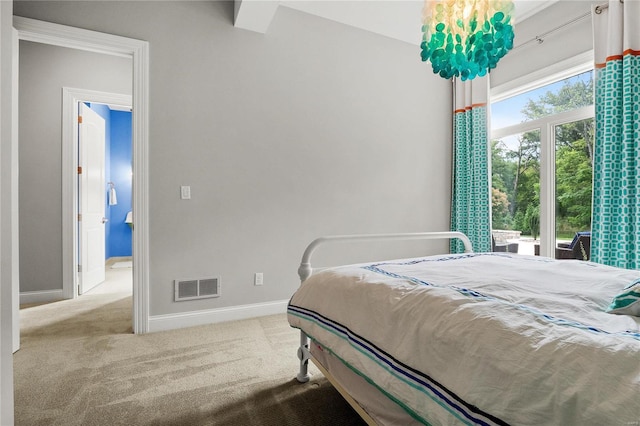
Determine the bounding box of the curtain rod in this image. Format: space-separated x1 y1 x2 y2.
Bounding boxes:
512 0 621 52
595 0 624 14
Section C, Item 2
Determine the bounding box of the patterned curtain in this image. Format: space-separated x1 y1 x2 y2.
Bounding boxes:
591 1 640 269
451 76 492 253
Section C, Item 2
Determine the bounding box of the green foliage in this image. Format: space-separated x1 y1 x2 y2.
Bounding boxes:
514 150 540 217
556 136 593 232
492 187 512 230
513 210 525 233
491 75 594 235
521 78 594 121
524 205 540 240
491 140 516 191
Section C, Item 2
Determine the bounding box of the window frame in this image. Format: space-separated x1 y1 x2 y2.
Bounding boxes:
490 55 595 258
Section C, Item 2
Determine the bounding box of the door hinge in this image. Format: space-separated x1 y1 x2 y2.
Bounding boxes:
77 166 82 174
78 213 82 221
77 265 82 272
78 115 83 124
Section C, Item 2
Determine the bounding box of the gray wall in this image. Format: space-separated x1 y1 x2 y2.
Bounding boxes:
490 1 598 88
13 1 453 316
18 40 132 293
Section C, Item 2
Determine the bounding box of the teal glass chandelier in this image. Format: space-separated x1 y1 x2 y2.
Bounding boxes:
421 0 515 80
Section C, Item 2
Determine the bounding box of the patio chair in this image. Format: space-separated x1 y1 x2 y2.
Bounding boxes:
492 236 519 253
555 231 591 261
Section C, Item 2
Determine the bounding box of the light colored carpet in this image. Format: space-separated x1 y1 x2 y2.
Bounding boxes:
14 289 365 425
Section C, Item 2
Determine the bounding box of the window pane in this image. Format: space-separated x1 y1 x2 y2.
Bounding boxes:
555 118 594 260
491 130 540 255
491 70 594 128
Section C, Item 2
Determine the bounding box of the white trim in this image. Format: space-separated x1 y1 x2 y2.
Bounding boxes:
19 290 65 306
14 17 150 334
106 256 132 266
62 88 132 301
132 37 150 334
1 3 17 422
148 300 290 333
11 27 20 354
491 105 595 140
491 51 594 103
539 118 555 258
13 16 136 58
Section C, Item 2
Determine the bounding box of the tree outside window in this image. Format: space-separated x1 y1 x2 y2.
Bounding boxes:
491 70 594 247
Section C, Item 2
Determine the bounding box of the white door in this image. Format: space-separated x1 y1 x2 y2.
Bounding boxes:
79 103 106 294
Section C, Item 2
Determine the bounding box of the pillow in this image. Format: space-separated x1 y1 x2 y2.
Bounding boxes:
607 279 640 316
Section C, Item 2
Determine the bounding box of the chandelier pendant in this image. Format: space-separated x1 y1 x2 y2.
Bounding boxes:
421 0 515 80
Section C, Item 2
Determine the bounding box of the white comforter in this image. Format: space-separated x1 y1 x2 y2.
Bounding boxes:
287 253 640 426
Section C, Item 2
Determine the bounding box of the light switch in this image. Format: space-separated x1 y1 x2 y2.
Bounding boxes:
254 273 263 286
180 185 191 200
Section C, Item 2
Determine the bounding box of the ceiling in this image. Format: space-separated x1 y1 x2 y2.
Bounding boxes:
234 1 560 46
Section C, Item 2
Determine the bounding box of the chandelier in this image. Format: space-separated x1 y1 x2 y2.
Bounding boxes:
421 0 515 80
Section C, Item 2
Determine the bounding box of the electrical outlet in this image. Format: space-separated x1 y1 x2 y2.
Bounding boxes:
254 272 263 286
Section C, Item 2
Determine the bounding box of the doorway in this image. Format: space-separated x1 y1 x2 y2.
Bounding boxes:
62 89 133 301
78 100 133 296
14 17 150 334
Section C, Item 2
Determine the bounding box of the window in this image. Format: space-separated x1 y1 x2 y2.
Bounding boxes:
490 69 594 258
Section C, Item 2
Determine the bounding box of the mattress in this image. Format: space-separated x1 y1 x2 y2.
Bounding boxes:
311 339 421 425
287 253 640 425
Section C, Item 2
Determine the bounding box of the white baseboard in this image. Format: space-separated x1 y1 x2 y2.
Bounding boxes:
148 299 289 333
20 289 65 305
106 256 132 267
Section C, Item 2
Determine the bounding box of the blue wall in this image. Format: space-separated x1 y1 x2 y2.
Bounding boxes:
87 104 132 259
108 110 132 258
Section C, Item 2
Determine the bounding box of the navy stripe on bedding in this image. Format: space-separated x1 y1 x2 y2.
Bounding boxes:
288 303 509 426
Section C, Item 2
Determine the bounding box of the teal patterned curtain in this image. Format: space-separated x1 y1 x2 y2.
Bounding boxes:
451 76 492 253
591 1 640 269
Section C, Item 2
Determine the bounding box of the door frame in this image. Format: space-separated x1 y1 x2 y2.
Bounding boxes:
64 89 132 298
14 17 150 334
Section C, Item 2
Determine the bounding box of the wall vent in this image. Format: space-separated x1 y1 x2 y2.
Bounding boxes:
174 277 220 302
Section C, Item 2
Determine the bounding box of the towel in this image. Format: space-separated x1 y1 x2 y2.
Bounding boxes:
109 186 118 206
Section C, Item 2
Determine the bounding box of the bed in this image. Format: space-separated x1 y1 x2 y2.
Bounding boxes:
287 232 640 425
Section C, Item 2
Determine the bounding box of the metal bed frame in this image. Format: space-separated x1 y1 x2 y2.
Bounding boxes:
293 231 473 423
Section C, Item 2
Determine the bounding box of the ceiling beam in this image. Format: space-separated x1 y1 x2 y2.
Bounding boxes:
234 0 280 34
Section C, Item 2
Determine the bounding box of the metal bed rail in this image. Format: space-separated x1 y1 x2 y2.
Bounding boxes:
294 231 473 383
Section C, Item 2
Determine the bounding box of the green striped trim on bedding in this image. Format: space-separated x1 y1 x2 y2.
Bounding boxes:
288 320 433 426
288 304 508 426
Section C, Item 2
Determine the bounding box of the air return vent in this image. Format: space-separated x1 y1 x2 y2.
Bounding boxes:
174 277 220 302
